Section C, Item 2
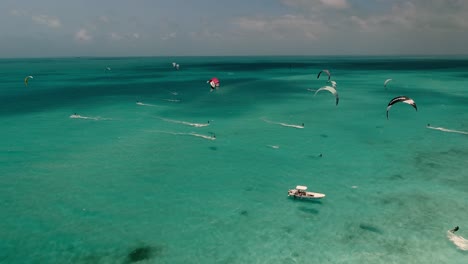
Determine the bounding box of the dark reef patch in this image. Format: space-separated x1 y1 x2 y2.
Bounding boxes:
126 245 163 263
239 210 249 216
359 223 384 234
209 146 218 151
298 206 319 215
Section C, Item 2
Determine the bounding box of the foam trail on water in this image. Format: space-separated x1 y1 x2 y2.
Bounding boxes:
70 114 111 121
261 118 304 129
163 99 181 102
267 145 280 149
447 230 468 251
427 125 468 135
189 132 216 140
136 102 159 107
163 88 178 95
158 117 210 127
149 130 216 141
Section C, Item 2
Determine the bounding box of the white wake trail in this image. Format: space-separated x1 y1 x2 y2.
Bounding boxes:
261 118 304 129
158 117 210 127
150 130 216 141
427 126 468 135
136 102 159 107
447 231 468 251
70 114 111 121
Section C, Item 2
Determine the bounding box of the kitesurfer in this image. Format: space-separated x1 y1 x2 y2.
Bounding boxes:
386 96 417 119
315 86 339 106
317 69 331 81
450 226 459 233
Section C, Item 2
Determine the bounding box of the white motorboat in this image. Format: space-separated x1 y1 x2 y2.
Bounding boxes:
288 185 325 199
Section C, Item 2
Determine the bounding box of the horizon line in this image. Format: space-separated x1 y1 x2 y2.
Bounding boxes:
1 54 468 60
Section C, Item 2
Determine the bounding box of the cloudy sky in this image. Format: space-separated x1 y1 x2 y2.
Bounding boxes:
1 0 467 57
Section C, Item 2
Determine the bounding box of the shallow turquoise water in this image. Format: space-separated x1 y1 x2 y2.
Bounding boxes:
1 56 467 263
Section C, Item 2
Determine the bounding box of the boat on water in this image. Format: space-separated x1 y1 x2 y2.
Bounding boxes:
288 185 325 199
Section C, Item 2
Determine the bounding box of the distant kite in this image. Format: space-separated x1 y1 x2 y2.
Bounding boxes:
317 69 331 81
24 76 33 86
207 77 220 91
384 79 392 88
386 96 417 119
315 86 339 106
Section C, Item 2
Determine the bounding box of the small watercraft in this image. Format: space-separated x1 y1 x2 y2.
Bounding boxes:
288 185 325 199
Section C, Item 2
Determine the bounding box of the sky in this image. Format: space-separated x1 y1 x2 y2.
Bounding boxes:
1 0 468 57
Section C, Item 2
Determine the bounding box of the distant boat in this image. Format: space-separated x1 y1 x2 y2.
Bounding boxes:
288 185 325 200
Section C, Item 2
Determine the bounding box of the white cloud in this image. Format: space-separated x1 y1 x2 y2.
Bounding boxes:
281 0 348 9
161 32 176 41
10 9 29 17
346 1 468 33
109 32 140 40
32 15 61 28
319 0 348 9
234 15 326 39
110 32 123 40
75 29 92 42
350 16 369 31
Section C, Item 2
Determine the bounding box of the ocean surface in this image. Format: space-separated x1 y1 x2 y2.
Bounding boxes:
0 56 467 263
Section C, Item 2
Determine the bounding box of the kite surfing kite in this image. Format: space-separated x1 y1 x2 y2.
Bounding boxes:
317 69 331 81
24 76 33 86
314 86 339 106
207 77 220 92
384 79 392 88
386 96 417 119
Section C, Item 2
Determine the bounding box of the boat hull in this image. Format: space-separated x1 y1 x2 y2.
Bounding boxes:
288 189 325 199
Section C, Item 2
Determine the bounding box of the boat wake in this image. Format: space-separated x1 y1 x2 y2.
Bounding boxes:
158 117 210 127
136 102 158 107
163 99 181 102
427 126 468 135
267 145 280 149
150 130 216 141
70 114 111 121
261 118 304 129
447 230 468 251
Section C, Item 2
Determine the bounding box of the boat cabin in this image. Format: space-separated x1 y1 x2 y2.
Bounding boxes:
296 185 307 195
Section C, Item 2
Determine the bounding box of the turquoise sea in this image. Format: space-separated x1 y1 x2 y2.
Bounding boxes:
1 56 467 263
